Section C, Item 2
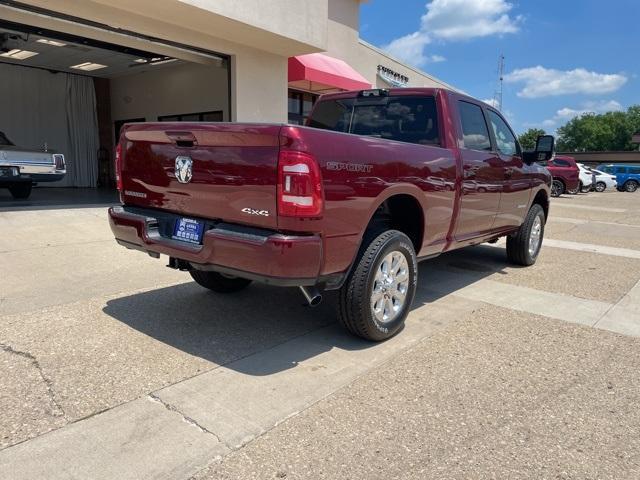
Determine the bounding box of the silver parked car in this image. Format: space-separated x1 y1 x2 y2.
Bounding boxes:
0 131 66 199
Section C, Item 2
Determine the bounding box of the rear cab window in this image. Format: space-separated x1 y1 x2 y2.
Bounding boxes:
457 101 492 151
308 94 440 147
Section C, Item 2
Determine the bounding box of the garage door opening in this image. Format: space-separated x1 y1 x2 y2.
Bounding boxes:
0 21 230 196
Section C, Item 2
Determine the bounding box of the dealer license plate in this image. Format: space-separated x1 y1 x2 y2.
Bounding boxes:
172 217 204 244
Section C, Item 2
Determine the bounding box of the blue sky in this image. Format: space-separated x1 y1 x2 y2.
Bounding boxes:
360 0 638 135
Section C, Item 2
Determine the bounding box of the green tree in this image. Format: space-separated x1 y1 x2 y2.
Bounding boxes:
518 128 546 150
556 105 640 151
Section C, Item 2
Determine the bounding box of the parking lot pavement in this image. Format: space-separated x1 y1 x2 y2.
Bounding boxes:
1 191 639 479
196 306 640 480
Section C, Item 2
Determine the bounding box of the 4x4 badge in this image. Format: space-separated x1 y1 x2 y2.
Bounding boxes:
242 207 270 217
175 156 193 184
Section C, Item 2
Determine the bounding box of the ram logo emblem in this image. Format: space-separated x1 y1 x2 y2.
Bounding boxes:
175 156 193 184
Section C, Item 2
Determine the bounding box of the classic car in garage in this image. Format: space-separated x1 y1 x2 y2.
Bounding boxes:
0 130 65 199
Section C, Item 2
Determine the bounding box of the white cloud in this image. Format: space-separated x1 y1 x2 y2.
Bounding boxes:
428 54 446 63
423 0 521 40
382 0 520 66
505 66 628 98
540 100 624 128
383 32 431 66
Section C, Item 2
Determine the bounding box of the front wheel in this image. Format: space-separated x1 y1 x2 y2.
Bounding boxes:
338 230 417 342
8 183 32 199
624 181 638 193
580 183 592 193
189 270 252 293
506 204 545 266
550 179 564 197
595 182 606 192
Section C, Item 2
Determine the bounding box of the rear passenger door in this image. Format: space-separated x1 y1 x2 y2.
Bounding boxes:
486 110 530 229
453 101 502 241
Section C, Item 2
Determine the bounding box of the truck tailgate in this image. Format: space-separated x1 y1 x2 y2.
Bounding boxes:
120 123 281 229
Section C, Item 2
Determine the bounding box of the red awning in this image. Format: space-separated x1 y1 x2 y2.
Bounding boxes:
288 53 371 93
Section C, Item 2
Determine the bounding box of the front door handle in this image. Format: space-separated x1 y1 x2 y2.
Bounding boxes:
504 167 514 179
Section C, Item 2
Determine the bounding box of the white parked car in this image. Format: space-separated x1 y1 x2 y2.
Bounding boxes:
591 169 617 192
567 163 594 194
0 131 66 199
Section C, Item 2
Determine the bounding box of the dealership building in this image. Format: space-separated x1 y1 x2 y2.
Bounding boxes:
0 0 453 188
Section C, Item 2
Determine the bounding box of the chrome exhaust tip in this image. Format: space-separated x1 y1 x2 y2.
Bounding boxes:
299 286 322 307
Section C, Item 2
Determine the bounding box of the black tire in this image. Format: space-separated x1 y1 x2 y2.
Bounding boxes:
624 180 638 193
580 182 591 193
595 182 606 192
8 183 32 199
506 204 546 266
550 179 564 197
338 230 418 342
189 270 252 293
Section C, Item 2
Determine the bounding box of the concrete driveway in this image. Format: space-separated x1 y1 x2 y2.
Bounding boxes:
1 189 639 479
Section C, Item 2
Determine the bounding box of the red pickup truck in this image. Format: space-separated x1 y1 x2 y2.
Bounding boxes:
109 88 553 341
542 155 580 197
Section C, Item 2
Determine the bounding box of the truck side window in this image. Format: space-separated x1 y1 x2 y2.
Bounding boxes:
458 102 491 151
487 110 519 156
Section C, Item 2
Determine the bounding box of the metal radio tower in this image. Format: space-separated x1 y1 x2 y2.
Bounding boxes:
493 54 505 111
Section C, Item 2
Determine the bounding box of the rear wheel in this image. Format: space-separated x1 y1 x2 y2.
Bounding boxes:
506 204 545 266
338 230 417 342
595 182 606 192
8 183 32 199
550 179 564 197
189 270 252 293
624 180 638 193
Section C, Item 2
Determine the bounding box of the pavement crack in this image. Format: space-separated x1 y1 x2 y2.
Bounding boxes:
0 342 66 419
147 393 224 444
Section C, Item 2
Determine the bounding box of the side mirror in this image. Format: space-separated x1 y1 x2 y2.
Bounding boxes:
535 135 555 161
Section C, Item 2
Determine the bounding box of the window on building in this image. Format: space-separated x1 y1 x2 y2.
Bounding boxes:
288 90 319 125
487 110 519 156
158 110 223 122
458 101 491 151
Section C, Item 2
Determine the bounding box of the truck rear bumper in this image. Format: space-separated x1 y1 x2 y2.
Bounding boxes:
108 206 323 286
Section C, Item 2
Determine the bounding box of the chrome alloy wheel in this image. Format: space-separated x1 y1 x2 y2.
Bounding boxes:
371 251 409 323
529 215 543 257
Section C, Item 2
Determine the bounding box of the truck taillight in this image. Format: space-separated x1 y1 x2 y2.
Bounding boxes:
115 142 123 191
53 154 65 171
277 150 323 217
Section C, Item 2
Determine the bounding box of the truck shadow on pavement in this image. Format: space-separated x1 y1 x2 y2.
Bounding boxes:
102 244 514 376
